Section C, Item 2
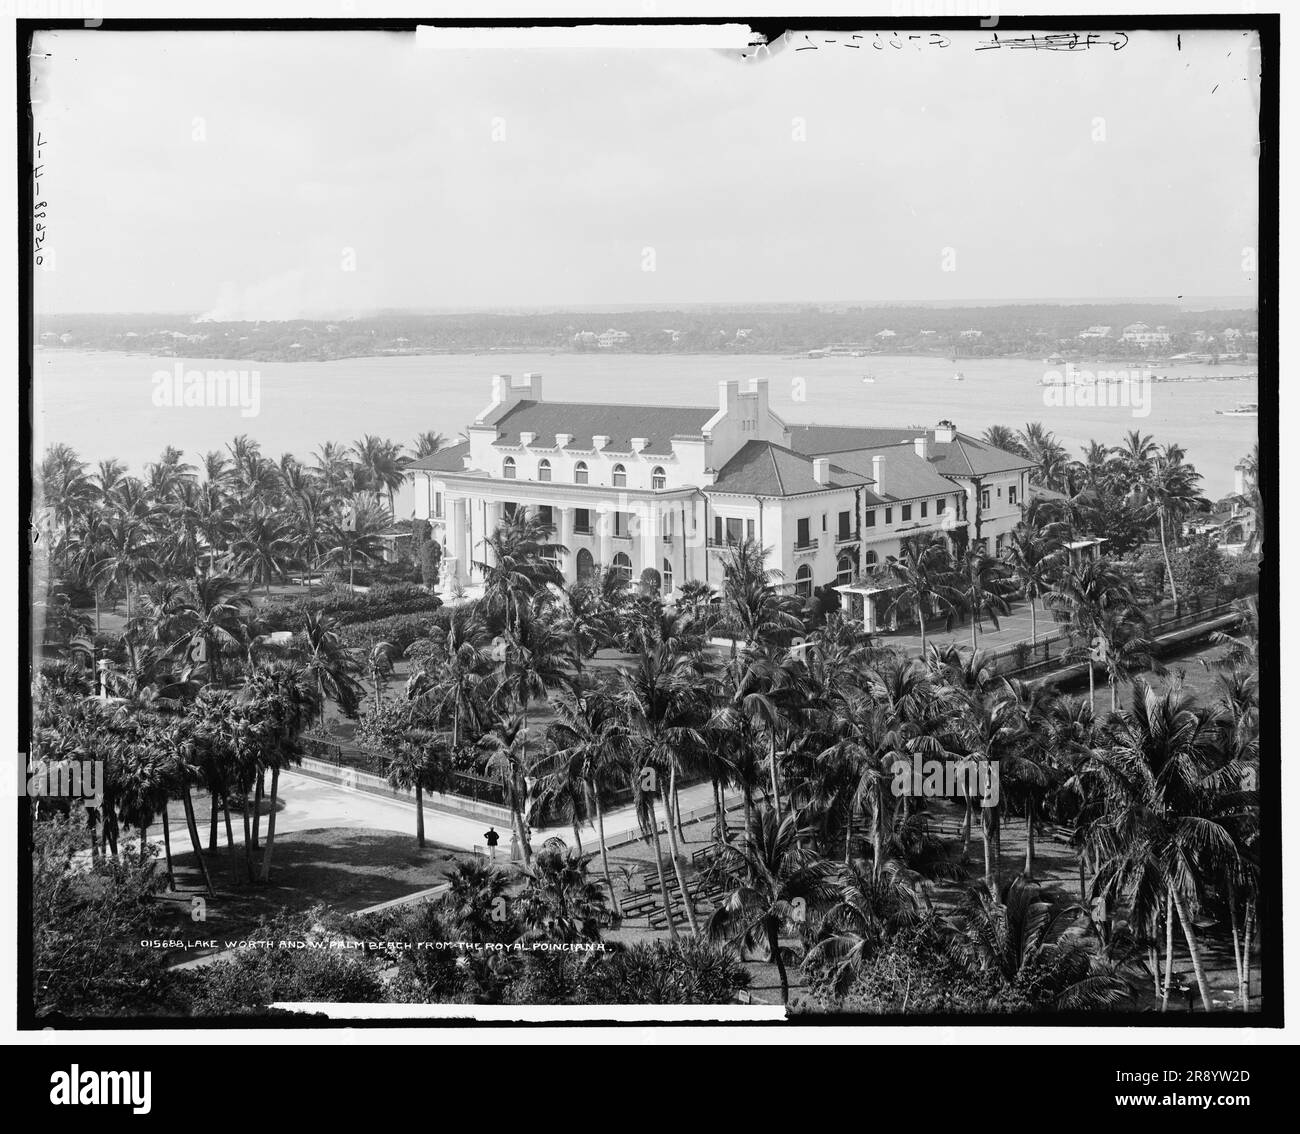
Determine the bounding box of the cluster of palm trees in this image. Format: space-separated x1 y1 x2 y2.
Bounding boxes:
35 431 447 627
981 424 1214 562
354 509 1256 1010
32 656 321 895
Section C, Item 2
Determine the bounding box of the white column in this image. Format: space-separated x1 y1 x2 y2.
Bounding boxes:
598 502 613 569
638 501 658 581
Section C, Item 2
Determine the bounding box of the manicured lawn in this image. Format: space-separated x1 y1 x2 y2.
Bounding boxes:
154 827 473 963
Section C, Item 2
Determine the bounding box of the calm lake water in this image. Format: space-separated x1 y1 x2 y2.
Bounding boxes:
33 350 1259 497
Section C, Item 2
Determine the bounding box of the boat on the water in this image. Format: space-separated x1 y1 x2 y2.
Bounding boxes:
952 371 965 381
861 373 877 384
1216 402 1259 417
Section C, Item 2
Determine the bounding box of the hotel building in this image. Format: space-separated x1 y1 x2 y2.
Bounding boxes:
400 373 1033 610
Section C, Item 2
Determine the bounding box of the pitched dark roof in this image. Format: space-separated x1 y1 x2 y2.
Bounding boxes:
480 400 713 454
929 434 1035 477
708 441 869 497
786 425 921 455
825 448 962 505
405 441 470 472
787 424 1032 477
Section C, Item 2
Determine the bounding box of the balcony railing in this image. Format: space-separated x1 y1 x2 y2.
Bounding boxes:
834 531 857 546
793 538 819 556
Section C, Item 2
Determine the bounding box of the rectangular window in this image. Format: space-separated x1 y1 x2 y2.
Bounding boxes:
838 510 851 540
726 517 744 545
936 497 946 514
797 517 811 547
865 510 877 528
1008 486 1018 506
746 519 755 542
536 505 553 527
614 512 630 538
920 501 928 518
980 489 991 510
884 507 893 524
714 516 723 545
574 508 591 533
434 491 443 517
901 504 912 521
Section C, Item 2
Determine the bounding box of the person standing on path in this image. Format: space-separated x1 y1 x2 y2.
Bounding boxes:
484 826 500 862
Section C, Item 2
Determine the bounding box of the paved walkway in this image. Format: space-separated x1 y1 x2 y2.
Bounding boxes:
163 770 734 860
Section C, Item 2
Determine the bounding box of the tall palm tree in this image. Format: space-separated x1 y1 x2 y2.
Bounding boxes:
706 805 840 1004
155 574 249 688
878 534 960 655
239 660 319 882
321 499 388 589
619 641 713 937
230 507 294 594
480 713 535 867
351 434 406 513
296 610 364 726
410 431 446 460
1091 683 1247 1012
1003 524 1063 649
954 546 1012 650
1045 557 1137 709
1147 444 1210 607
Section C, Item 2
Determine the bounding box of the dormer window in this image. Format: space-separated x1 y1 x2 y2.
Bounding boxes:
503 456 516 480
651 466 667 490
538 458 552 482
612 463 627 488
574 460 588 485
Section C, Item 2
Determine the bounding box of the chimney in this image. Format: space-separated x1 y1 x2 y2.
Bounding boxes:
519 431 536 447
475 373 521 424
555 433 573 448
872 455 885 495
812 457 831 485
914 436 930 459
935 421 957 443
631 437 649 452
751 377 770 422
520 372 544 401
718 379 740 412
592 435 609 451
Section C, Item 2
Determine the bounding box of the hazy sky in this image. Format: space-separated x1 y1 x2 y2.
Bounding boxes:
31 27 1260 315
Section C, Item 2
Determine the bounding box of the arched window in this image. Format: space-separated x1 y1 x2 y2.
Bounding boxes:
574 460 588 485
576 548 595 580
612 463 627 488
502 456 516 480
836 555 854 586
651 466 667 490
537 458 552 482
662 557 674 594
612 551 633 582
864 550 878 568
795 564 813 598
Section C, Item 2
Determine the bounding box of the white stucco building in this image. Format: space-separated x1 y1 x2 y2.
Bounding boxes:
400 373 1033 603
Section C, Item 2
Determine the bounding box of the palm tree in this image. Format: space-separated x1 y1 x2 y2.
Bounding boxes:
517 836 609 944
480 713 535 867
619 641 711 937
1147 444 1210 608
155 574 248 688
410 431 446 459
296 610 364 726
1003 524 1063 649
386 725 450 848
954 546 1012 650
1091 683 1246 1012
351 434 406 513
706 805 840 1004
1096 609 1163 711
407 607 489 751
1045 557 1137 709
322 499 388 589
878 534 960 655
238 660 319 882
980 425 1027 457
718 538 804 651
230 507 294 594
950 689 1024 890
